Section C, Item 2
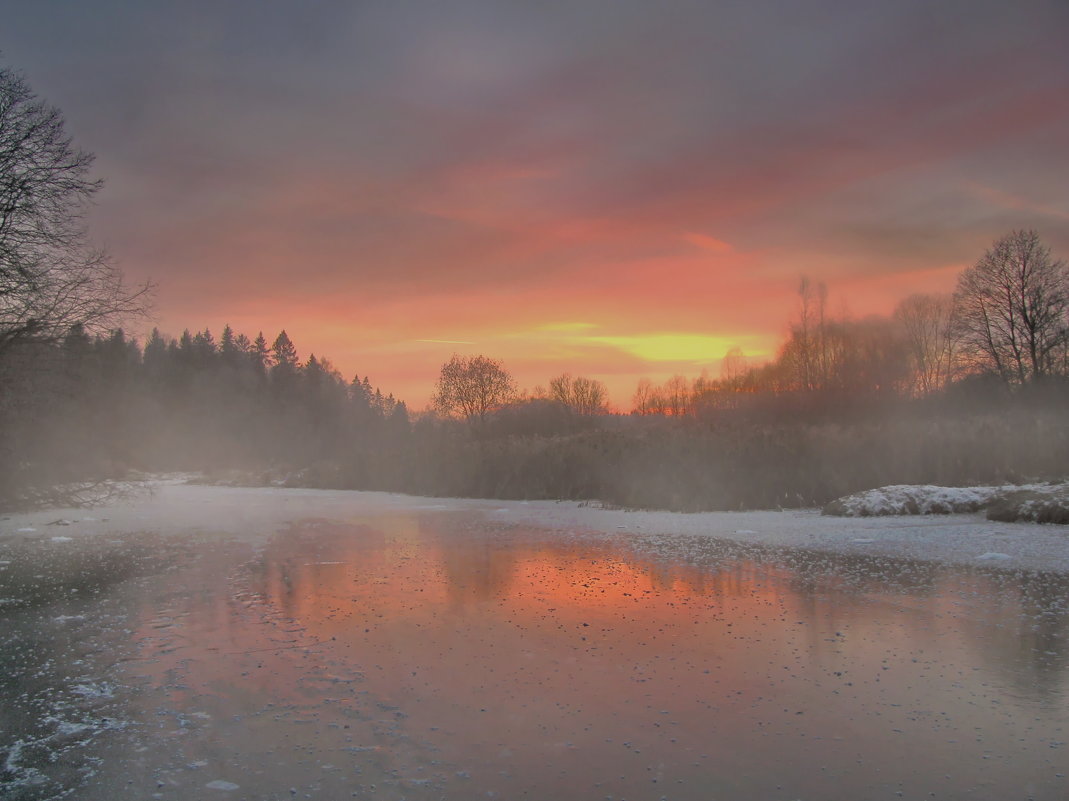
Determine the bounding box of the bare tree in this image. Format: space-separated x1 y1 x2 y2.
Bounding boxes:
663 374 690 417
548 372 609 416
632 378 654 415
433 354 516 424
893 293 959 395
0 65 148 356
793 276 829 391
954 230 1069 385
720 346 747 386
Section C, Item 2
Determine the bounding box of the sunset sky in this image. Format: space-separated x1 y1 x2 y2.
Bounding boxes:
3 1 1068 408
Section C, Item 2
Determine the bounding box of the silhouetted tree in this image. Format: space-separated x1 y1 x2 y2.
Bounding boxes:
791 276 829 391
143 328 167 374
663 375 690 417
251 332 269 374
220 324 239 365
349 374 372 423
0 64 148 356
271 330 298 370
954 230 1069 385
894 293 959 395
433 354 516 425
548 373 609 415
632 378 655 415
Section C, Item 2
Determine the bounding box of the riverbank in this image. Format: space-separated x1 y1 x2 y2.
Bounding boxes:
2 480 1066 573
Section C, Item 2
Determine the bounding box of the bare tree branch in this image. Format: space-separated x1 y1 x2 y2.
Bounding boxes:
0 65 151 357
433 354 516 425
953 230 1069 386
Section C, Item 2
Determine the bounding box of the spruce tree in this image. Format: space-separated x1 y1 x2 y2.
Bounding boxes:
271 330 298 369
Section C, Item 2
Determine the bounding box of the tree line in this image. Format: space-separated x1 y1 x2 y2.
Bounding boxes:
409 228 1069 512
626 230 1069 420
426 229 1069 426
0 322 410 505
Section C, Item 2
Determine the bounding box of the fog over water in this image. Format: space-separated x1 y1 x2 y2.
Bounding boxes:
2 494 1067 800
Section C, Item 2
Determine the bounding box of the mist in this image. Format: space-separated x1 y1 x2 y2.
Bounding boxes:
4 260 1069 516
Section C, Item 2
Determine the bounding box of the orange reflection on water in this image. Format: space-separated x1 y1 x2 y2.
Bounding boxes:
117 516 1069 800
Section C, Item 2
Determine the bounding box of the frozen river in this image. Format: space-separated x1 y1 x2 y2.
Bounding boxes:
2 484 1068 799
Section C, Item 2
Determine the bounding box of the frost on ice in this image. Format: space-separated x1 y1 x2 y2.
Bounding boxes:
206 779 241 791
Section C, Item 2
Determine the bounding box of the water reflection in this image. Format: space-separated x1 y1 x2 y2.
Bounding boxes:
4 515 1069 800
234 516 1069 799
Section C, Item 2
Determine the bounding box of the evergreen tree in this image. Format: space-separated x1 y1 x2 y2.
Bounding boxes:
62 323 92 359
271 330 298 369
388 400 410 431
192 329 216 366
144 328 167 367
220 324 238 364
270 330 301 400
252 332 269 374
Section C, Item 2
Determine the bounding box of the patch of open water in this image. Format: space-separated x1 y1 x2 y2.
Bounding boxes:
1 512 1068 799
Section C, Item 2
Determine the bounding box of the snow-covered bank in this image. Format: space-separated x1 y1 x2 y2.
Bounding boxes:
822 484 999 516
2 480 1067 573
823 482 1069 523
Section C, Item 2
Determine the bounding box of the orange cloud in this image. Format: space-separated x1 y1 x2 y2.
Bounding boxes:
683 233 732 253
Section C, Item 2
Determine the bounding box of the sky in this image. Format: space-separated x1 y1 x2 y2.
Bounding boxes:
2 0 1068 409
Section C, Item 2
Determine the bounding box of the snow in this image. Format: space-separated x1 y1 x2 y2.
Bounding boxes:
71 682 115 699
824 482 1069 522
822 484 999 516
205 780 241 791
3 479 1069 573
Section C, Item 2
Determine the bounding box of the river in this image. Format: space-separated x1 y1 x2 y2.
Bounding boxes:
2 492 1068 799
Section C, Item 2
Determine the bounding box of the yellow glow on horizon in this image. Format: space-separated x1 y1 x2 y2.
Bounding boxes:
588 333 758 364
497 323 776 369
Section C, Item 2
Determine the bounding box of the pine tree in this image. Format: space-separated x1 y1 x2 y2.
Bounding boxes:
192 328 216 367
252 332 269 374
270 330 300 399
143 328 168 383
62 323 92 357
271 330 298 369
220 324 238 363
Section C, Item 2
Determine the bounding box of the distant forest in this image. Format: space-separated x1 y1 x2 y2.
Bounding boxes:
3 229 1069 513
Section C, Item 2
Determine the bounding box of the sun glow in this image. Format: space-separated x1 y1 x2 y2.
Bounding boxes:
513 323 773 366
587 333 768 364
